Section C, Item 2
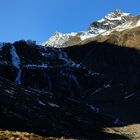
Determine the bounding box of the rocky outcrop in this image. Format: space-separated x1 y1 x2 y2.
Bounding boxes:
77 26 140 49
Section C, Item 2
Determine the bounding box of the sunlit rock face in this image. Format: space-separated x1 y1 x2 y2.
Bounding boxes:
43 9 140 48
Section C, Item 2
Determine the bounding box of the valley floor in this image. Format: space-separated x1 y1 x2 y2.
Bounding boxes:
1 124 140 140
0 130 68 140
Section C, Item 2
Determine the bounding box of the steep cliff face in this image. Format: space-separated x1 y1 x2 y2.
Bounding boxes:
0 39 140 139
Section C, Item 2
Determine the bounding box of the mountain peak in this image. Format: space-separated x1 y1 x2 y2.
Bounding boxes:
88 10 132 31
104 9 130 20
43 10 140 48
114 9 123 13
113 9 130 16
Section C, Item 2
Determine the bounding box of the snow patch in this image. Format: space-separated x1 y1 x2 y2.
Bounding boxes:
4 90 14 95
25 64 48 69
89 105 100 113
38 100 46 106
48 102 60 108
104 84 111 88
10 46 21 84
80 33 96 40
43 32 71 48
58 49 81 68
67 32 78 36
136 20 140 26
124 93 135 99
122 12 130 16
10 46 20 69
91 88 102 95
98 18 105 23
105 16 122 21
15 69 21 84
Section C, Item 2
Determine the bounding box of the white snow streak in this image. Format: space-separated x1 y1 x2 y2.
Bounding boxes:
10 46 21 84
89 105 100 113
48 102 60 108
124 93 135 99
38 100 46 106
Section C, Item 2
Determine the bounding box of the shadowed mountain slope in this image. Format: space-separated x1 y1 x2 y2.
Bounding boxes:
0 40 140 139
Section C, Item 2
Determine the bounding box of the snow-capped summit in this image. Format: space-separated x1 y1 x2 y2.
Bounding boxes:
43 9 140 48
88 9 132 31
42 32 78 48
97 9 130 23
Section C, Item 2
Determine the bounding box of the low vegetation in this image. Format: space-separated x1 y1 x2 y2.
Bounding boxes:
0 130 66 140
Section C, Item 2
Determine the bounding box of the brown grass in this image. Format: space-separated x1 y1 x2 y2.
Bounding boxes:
0 130 70 140
103 124 140 140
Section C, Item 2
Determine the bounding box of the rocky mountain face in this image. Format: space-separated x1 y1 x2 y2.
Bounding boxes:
88 9 140 31
43 9 140 48
77 25 140 50
0 10 140 139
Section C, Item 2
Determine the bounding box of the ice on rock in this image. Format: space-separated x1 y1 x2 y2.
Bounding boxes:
89 105 100 113
25 64 48 69
15 69 21 84
38 100 46 106
10 46 20 69
10 46 21 84
48 102 60 108
124 93 135 99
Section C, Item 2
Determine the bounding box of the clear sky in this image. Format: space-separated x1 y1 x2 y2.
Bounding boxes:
0 0 140 44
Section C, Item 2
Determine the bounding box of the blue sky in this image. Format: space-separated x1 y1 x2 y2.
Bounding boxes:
0 0 140 44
